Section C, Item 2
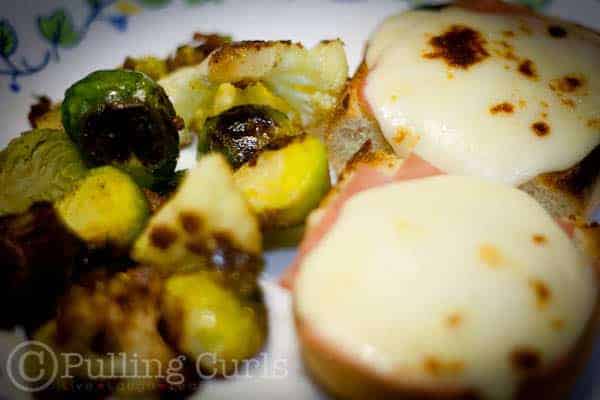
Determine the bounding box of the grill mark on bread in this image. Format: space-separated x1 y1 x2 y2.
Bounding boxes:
424 25 489 68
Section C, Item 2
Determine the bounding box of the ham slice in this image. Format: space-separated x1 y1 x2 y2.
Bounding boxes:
280 153 578 290
280 154 443 289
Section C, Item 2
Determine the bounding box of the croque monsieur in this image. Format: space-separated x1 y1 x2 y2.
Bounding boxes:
286 2 600 399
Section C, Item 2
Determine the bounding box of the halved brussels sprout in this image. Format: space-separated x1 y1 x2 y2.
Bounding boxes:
0 129 88 216
132 154 262 290
198 104 296 168
162 270 267 376
234 135 330 228
62 69 180 188
55 166 149 249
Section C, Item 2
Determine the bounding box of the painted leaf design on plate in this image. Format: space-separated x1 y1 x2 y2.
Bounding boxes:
0 19 18 58
37 9 80 47
136 0 172 7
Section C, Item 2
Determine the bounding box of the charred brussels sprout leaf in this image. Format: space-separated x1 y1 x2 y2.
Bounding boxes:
0 129 88 216
61 69 179 188
198 104 296 168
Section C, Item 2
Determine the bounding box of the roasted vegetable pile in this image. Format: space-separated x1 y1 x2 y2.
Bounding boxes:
0 33 347 398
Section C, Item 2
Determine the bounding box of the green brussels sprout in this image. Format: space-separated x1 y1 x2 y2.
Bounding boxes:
198 104 296 169
0 129 88 216
161 270 267 376
55 166 149 249
61 69 180 188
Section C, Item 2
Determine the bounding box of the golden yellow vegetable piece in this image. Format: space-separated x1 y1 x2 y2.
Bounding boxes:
55 166 149 248
131 154 262 274
234 135 330 228
162 270 267 376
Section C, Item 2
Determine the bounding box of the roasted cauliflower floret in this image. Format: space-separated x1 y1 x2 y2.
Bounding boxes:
159 39 348 140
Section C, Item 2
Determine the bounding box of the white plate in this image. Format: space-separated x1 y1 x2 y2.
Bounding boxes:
1 1 599 399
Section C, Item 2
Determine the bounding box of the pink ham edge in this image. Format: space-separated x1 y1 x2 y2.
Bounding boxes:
280 154 443 289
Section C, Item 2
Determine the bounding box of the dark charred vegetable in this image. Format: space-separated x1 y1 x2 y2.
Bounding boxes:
0 129 88 216
0 203 85 332
30 267 188 398
198 104 295 168
61 69 180 187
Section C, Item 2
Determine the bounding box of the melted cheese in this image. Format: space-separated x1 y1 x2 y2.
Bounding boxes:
364 7 600 185
295 175 597 399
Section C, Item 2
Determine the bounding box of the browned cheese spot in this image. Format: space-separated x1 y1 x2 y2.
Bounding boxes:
150 225 177 250
561 98 576 108
540 101 549 108
529 278 552 309
179 212 202 234
510 348 542 372
424 356 465 376
551 318 565 331
548 25 568 38
588 118 600 129
446 313 463 328
490 102 515 115
532 234 548 245
532 121 550 137
550 75 585 93
519 99 527 109
479 244 503 267
424 25 489 69
518 59 537 79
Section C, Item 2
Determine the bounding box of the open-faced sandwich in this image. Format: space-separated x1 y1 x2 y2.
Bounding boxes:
288 1 600 399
